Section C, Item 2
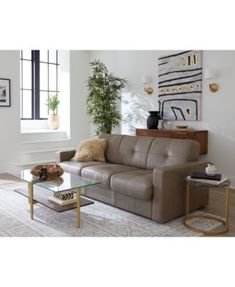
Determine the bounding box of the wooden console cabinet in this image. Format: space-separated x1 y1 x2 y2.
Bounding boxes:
136 128 208 155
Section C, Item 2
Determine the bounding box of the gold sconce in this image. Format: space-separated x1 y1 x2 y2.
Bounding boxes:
204 68 219 93
141 75 153 95
209 83 219 93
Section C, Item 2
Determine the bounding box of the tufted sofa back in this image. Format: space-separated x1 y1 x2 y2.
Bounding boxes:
100 134 200 170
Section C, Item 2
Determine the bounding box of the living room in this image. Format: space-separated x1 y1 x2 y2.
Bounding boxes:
1 1 234 286
1 49 234 232
1 49 235 181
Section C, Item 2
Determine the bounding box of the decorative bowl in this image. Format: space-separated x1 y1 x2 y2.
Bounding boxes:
176 125 188 129
30 164 64 178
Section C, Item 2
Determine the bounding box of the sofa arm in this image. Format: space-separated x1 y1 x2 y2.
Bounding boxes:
56 150 76 163
152 161 209 223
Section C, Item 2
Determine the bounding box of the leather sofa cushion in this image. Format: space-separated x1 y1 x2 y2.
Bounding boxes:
99 134 123 163
100 134 154 169
115 136 153 169
146 138 200 169
100 134 199 171
81 164 137 189
59 161 104 175
111 170 153 201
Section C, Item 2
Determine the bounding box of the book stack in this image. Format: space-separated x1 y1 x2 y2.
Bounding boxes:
190 171 228 185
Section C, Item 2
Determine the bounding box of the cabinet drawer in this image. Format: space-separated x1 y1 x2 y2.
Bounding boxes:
136 129 172 138
171 131 194 139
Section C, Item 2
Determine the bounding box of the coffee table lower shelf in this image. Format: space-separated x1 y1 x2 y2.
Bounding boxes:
14 188 94 212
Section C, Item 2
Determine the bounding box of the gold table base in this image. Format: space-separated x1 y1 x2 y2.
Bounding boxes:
184 181 230 236
184 214 228 236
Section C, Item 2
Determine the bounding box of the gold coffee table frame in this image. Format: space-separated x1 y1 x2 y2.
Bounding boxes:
184 177 230 236
28 182 81 227
10 170 101 229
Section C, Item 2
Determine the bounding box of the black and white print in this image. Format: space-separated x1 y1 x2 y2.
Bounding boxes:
158 50 202 121
0 78 11 107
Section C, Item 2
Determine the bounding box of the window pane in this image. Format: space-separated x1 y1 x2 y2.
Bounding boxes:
40 63 48 90
22 50 31 60
49 50 57 63
22 60 32 89
49 64 57 91
22 90 32 118
40 91 48 118
40 50 48 62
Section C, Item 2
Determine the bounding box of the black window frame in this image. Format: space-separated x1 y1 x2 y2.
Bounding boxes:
20 50 60 120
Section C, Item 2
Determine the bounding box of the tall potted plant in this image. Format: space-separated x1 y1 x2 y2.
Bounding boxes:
47 94 60 130
86 60 127 135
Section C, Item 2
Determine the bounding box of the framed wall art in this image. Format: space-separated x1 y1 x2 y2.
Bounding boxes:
158 50 202 121
0 78 11 107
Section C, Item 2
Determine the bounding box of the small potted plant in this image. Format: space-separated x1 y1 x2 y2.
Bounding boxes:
47 94 60 130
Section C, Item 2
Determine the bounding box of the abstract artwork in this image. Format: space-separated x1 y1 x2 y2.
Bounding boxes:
158 50 202 121
0 78 11 107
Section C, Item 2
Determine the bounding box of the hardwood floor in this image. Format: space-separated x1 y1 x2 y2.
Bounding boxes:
0 173 235 236
0 173 20 181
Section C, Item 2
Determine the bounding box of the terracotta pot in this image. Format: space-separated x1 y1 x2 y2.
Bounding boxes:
48 114 60 130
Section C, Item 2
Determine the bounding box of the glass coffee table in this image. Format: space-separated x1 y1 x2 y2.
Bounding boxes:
10 169 101 228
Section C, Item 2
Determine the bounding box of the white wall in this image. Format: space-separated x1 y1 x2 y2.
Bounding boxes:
70 51 91 146
0 51 20 172
90 50 235 186
202 51 235 186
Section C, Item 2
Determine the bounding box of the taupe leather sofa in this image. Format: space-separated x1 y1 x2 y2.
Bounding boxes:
57 134 209 223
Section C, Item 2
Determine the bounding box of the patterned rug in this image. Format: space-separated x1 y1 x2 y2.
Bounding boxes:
0 180 222 237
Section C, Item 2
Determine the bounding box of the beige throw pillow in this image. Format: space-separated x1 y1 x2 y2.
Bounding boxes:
72 138 107 162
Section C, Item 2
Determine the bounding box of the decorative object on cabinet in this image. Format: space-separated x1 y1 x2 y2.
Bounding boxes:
176 125 188 129
163 120 172 130
146 111 160 129
158 50 202 121
136 128 208 154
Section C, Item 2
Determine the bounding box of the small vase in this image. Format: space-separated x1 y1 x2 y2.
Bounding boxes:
48 114 60 130
147 111 160 129
205 163 217 175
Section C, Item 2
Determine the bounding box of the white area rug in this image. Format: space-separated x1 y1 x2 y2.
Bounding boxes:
0 180 221 237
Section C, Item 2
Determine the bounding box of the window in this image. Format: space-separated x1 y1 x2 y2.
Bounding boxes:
20 50 59 119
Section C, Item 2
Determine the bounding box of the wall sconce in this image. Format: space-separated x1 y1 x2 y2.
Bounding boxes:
141 75 153 95
204 68 219 93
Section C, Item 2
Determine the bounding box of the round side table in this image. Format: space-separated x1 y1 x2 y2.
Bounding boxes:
184 176 231 236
